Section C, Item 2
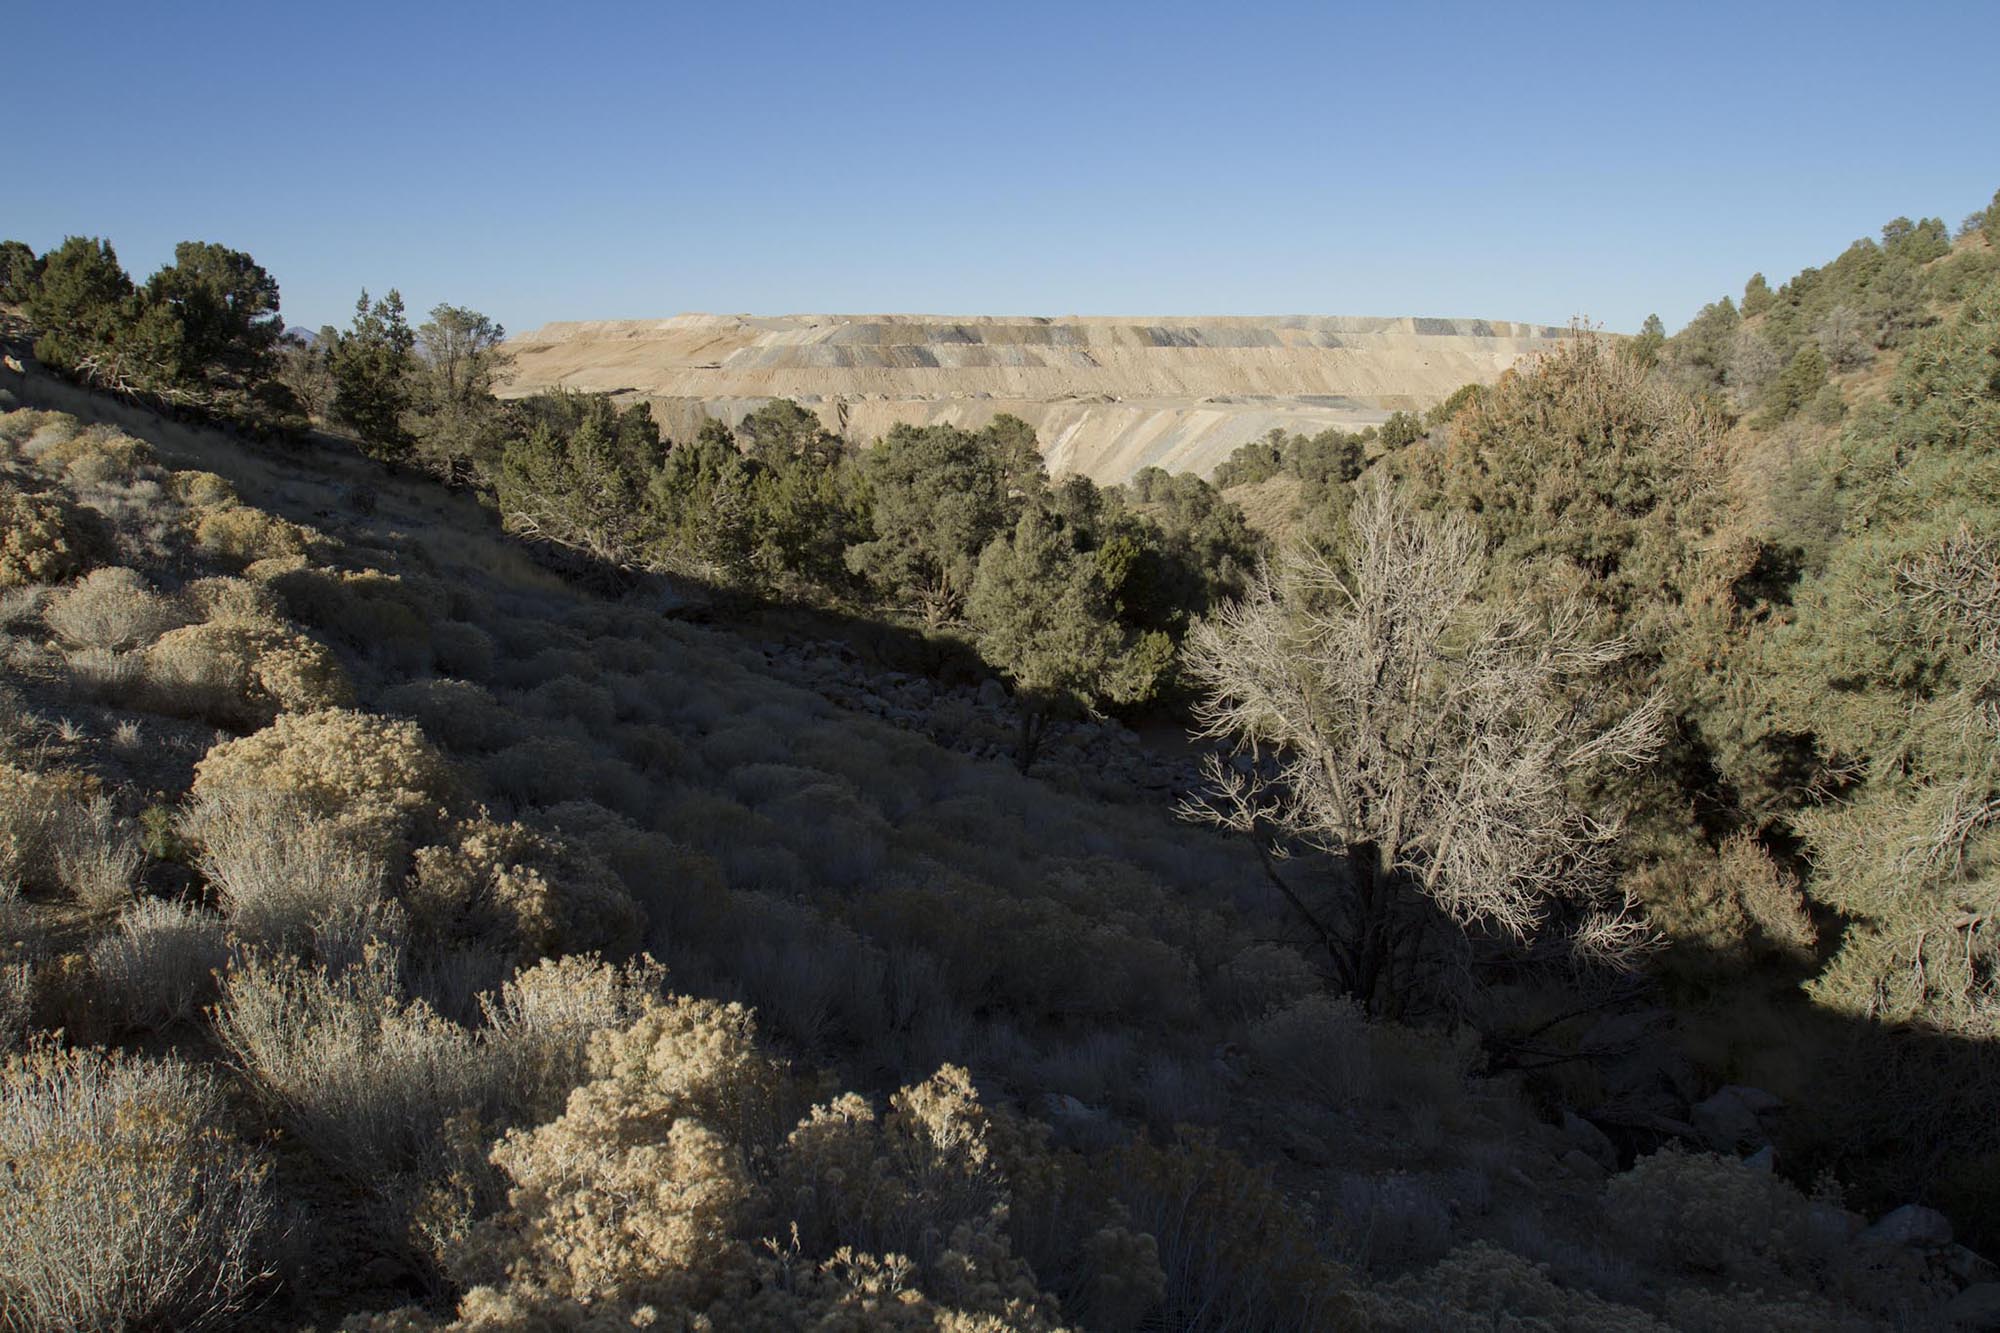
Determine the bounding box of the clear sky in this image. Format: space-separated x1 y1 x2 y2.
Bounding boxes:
7 1 1996 337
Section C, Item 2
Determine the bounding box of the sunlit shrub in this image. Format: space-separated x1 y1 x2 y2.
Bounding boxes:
169 469 238 509
0 1043 275 1332
52 795 144 912
178 791 386 946
191 504 311 568
0 763 98 893
408 815 644 961
190 708 450 863
144 619 353 727
42 566 188 650
31 423 154 480
0 488 107 586
478 952 665 1123
182 573 281 624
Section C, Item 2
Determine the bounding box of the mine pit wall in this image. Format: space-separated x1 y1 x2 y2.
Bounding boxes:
499 314 1577 484
638 394 1404 484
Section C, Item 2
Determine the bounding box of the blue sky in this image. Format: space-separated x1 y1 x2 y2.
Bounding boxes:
7 1 1996 336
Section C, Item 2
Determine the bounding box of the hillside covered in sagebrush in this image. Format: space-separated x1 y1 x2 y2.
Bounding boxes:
2 187 1999 1330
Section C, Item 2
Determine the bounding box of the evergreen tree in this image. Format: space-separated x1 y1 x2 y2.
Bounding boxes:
409 304 512 482
28 237 139 388
846 423 1017 625
737 399 839 468
968 507 1169 770
329 289 416 458
1628 314 1667 368
1742 273 1774 318
0 241 42 304
1755 343 1828 426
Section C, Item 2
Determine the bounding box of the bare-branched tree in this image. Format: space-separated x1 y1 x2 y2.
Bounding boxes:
1179 480 1664 1017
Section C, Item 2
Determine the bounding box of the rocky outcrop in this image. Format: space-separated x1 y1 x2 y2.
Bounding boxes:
500 313 1576 483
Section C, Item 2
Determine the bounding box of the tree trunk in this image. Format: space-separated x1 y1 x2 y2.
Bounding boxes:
1015 704 1047 774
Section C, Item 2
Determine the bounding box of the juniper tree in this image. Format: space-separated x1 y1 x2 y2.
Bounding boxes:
968 508 1170 771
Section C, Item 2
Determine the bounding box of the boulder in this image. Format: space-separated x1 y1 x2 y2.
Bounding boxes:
1944 1283 2000 1327
1717 1083 1784 1114
1560 1110 1619 1171
1861 1203 1954 1251
1691 1088 1766 1153
1742 1144 1775 1172
977 678 1007 709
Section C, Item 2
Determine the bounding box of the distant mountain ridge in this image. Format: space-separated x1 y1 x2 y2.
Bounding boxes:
500 313 1575 482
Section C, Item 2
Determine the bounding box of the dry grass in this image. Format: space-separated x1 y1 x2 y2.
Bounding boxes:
179 791 386 947
52 795 144 912
88 896 230 1032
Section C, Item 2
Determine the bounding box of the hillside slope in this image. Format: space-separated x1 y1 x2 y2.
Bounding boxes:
501 313 1573 482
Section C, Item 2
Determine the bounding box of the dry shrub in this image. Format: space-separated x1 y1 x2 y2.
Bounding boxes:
88 896 230 1031
265 565 444 667
517 674 617 729
216 946 499 1182
43 566 189 650
190 708 451 864
852 878 1197 1026
31 423 154 479
483 734 648 815
170 470 238 509
1247 995 1474 1117
0 1043 275 1332
19 417 80 456
191 504 310 568
1106 1131 1353 1332
52 795 144 912
0 763 97 892
409 1001 1067 1331
62 646 147 703
535 799 727 948
0 882 35 1051
408 815 644 961
144 618 352 727
1604 1147 1826 1287
1213 942 1321 1020
1358 1242 1670 1330
478 952 665 1123
0 488 108 587
178 790 386 947
0 408 58 447
430 619 496 681
183 573 281 624
380 678 516 753
707 891 887 1046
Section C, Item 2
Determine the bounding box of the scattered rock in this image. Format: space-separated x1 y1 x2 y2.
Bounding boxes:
1717 1083 1783 1114
1281 1124 1333 1168
1947 1245 2000 1285
1560 1110 1618 1171
1559 1148 1607 1181
1691 1088 1767 1154
1944 1282 2000 1327
1036 1092 1120 1150
1861 1203 1954 1251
